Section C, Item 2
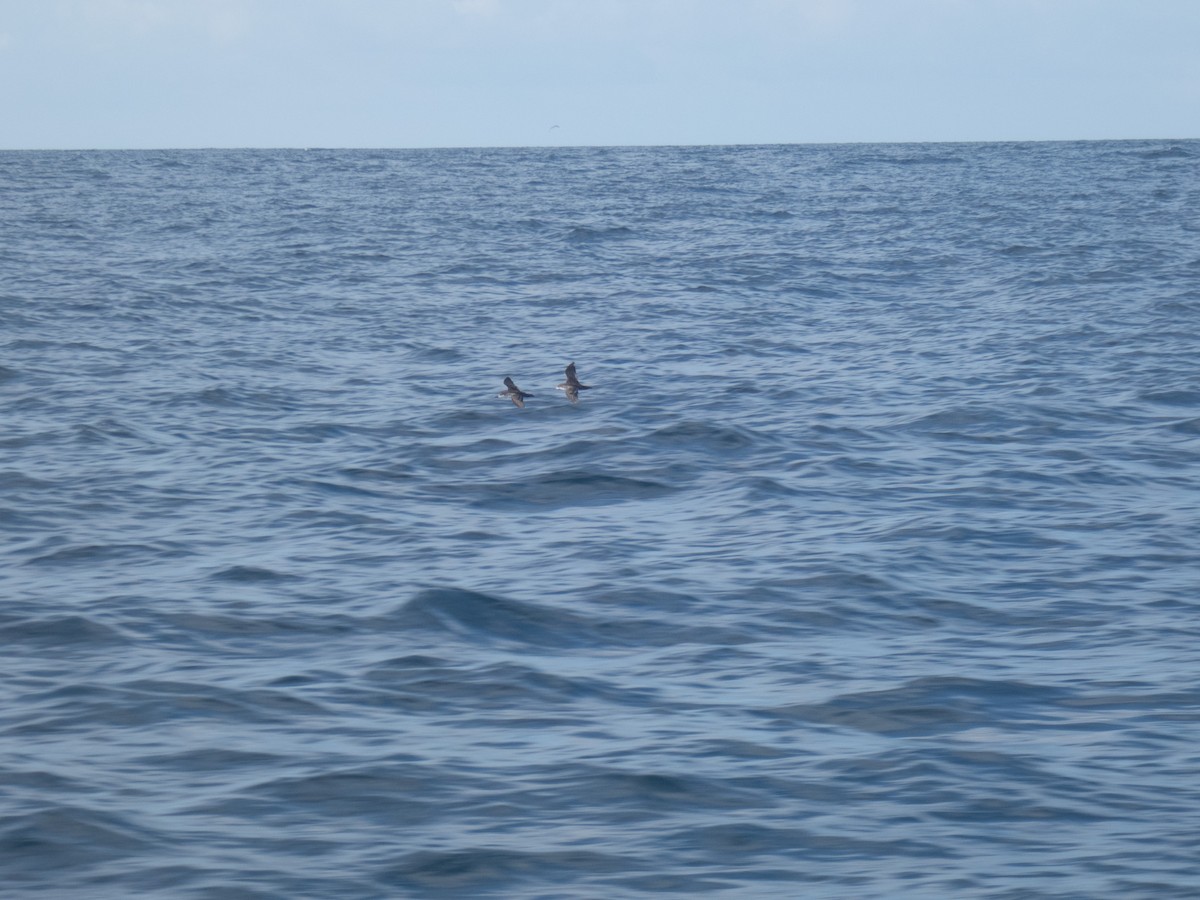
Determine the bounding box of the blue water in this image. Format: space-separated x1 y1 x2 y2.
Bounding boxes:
2 141 1199 898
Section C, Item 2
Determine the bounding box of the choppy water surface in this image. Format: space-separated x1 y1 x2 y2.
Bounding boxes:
2 141 1200 897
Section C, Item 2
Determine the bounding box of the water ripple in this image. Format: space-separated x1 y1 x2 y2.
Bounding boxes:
3 142 1200 898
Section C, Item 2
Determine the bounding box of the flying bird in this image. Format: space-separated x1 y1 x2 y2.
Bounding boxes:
497 376 533 408
556 362 591 403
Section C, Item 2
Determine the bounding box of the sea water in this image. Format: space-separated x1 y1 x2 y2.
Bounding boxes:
2 142 1199 897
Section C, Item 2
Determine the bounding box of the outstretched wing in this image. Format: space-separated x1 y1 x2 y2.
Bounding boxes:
564 362 578 384
504 376 518 390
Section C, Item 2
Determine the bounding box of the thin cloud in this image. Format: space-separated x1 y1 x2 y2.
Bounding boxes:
64 0 253 45
452 0 502 19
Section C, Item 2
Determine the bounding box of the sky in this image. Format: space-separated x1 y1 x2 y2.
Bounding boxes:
1 0 1197 149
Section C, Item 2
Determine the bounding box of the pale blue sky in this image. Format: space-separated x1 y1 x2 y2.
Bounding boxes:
2 0 1197 149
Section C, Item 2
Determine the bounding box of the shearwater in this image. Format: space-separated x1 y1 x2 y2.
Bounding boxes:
496 376 533 408
556 362 591 403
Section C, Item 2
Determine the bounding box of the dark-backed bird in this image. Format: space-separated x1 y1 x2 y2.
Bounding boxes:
556 362 591 403
497 376 533 408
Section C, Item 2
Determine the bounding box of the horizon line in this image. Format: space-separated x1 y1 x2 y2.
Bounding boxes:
2 136 1197 153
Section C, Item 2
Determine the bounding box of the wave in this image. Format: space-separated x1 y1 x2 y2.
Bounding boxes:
193 385 298 411
637 419 775 455
1137 388 1200 407
384 587 747 650
362 656 647 711
1132 145 1194 160
377 847 637 894
208 564 299 583
429 468 678 510
386 587 610 649
23 541 189 567
563 224 636 243
0 807 157 874
762 676 1070 736
18 679 330 733
0 615 127 647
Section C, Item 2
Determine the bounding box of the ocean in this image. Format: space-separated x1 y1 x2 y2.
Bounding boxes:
2 141 1198 898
